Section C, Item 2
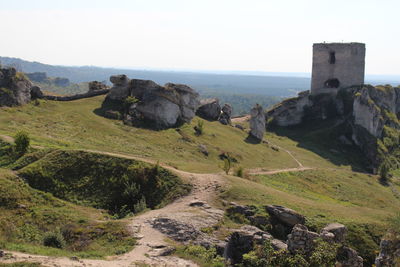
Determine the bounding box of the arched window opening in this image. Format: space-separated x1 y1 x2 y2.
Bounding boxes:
324 78 340 88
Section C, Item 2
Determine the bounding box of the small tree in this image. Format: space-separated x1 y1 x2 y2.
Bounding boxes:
194 120 204 136
223 157 231 175
14 131 30 157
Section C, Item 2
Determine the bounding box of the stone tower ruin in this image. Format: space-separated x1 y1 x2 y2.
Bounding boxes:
311 43 365 95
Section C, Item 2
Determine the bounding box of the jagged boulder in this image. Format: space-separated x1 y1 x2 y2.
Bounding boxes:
266 205 305 227
88 81 109 92
196 98 221 121
375 237 400 267
225 225 284 263
353 88 386 138
0 67 32 107
267 90 311 126
103 76 200 129
219 104 232 125
30 86 44 100
320 223 347 243
266 205 306 239
337 246 363 267
287 224 319 254
249 104 265 141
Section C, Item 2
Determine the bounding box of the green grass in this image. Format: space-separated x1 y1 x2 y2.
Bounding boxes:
0 96 297 173
1 96 399 265
17 149 191 215
0 168 136 259
221 168 399 265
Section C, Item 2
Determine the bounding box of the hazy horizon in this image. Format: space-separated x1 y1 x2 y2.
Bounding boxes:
0 0 399 76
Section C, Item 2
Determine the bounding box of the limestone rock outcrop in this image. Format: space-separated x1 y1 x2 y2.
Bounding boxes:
225 225 286 264
320 223 347 243
266 205 305 227
219 104 232 125
267 85 400 171
249 104 265 141
0 67 32 107
30 86 44 100
337 246 364 267
103 76 200 129
375 236 400 267
88 81 109 92
196 98 221 121
267 91 311 126
287 224 319 254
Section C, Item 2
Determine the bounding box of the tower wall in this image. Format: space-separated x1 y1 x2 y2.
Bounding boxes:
311 43 365 95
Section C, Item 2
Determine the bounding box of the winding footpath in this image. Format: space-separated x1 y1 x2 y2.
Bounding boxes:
0 134 311 267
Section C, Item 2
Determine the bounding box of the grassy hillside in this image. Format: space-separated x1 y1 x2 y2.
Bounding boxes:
0 168 135 258
0 96 298 173
17 150 190 215
1 96 399 265
0 139 189 259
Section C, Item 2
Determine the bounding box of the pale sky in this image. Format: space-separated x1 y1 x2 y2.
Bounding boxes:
0 0 399 75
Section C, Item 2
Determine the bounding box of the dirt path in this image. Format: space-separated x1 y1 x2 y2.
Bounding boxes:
231 115 250 124
0 134 311 267
247 166 313 175
1 150 226 267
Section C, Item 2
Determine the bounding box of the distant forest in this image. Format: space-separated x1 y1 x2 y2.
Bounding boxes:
2 56 398 116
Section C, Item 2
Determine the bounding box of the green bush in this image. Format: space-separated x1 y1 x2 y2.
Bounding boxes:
234 166 244 178
133 196 147 213
42 229 65 249
194 120 205 136
123 96 139 111
14 131 30 157
177 245 224 267
19 150 191 215
223 157 231 175
241 239 338 267
309 239 339 267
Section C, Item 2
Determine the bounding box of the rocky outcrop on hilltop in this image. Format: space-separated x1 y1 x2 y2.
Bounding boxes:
267 85 400 172
88 81 109 92
0 67 33 107
196 98 221 121
248 104 265 142
102 75 200 129
219 103 232 125
267 90 311 126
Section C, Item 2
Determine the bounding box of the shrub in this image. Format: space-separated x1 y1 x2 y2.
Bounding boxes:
194 120 204 136
133 196 147 213
178 245 224 267
14 131 30 157
123 96 139 111
309 239 339 267
42 229 66 248
223 157 231 175
234 166 245 178
241 240 308 267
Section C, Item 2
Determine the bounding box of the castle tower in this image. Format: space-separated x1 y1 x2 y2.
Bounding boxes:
311 43 365 95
